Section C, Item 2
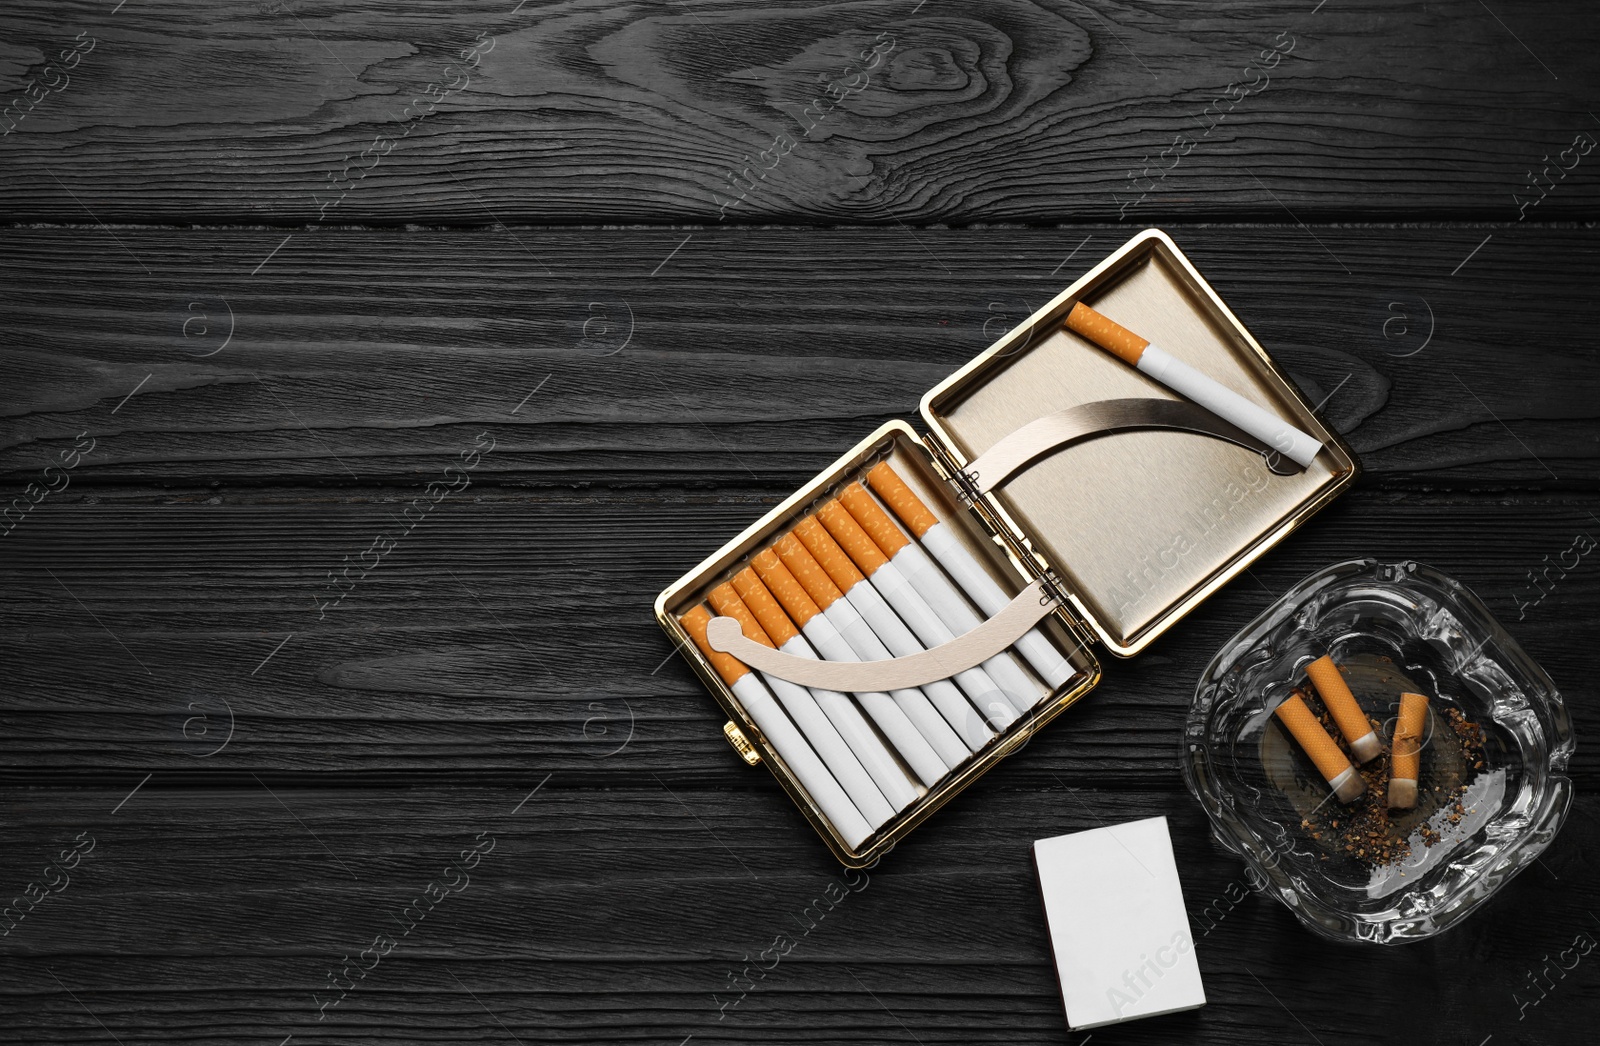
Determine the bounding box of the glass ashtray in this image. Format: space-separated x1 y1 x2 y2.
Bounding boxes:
1183 558 1574 944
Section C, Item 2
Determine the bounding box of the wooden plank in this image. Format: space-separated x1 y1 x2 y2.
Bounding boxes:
1 1 1598 224
0 783 1593 1043
3 490 1594 784
3 225 1598 488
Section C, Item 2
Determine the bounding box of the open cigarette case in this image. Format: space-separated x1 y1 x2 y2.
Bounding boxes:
655 229 1360 866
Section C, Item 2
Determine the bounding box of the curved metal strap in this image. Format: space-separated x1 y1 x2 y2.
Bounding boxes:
705 579 1059 692
959 397 1300 495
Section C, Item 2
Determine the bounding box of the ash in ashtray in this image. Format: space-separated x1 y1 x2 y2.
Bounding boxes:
1270 654 1489 869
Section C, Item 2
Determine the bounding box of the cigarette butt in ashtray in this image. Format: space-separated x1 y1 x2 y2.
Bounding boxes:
760 539 952 788
783 524 975 767
1064 301 1323 469
865 461 1078 691
812 501 1009 743
1274 693 1365 804
729 566 923 812
678 604 873 848
1388 691 1430 810
1303 655 1381 764
709 582 899 827
839 482 1044 715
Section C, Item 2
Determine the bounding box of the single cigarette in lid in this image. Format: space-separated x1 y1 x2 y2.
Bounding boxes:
679 605 873 848
866 461 1077 692
809 505 1008 744
1303 655 1381 764
1273 693 1364 804
1064 301 1324 469
709 583 899 827
730 567 923 812
761 539 953 787
1063 303 1149 364
1388 691 1430 810
838 483 1043 715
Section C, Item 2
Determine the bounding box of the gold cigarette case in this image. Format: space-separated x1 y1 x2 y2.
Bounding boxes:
655 230 1360 866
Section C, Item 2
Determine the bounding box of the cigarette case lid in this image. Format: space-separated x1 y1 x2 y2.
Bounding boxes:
920 229 1357 656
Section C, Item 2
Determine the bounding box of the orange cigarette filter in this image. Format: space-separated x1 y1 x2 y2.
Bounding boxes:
679 604 751 687
1388 691 1430 809
817 500 890 574
792 517 867 593
732 568 800 646
865 462 940 539
709 583 776 649
1304 655 1381 763
751 548 823 628
1065 302 1149 366
774 533 847 611
1275 693 1364 803
839 483 910 558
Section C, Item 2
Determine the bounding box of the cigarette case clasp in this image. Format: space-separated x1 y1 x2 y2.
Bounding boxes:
723 721 763 766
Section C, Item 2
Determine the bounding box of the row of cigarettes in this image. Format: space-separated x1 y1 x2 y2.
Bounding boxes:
1275 655 1430 809
679 461 1079 848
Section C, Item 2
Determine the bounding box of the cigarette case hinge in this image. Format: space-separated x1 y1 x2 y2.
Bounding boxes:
921 433 986 512
1035 563 1074 610
921 432 1091 648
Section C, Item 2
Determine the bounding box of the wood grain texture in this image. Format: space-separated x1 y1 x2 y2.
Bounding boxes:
1 1 1599 224
3 225 1598 489
2 225 1596 1043
3 0 1599 1040
1 784 1595 1044
3 490 1597 787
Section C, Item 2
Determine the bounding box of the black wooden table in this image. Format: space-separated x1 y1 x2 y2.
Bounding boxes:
4 2 1598 1044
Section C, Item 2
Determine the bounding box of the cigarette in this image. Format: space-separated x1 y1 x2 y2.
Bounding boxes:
758 540 954 788
1064 302 1323 469
838 482 1043 714
679 604 874 848
794 515 1001 751
866 461 1078 691
1273 693 1364 803
1303 655 1381 764
1388 691 1430 810
708 582 901 827
729 567 924 812
811 502 1014 739
755 543 953 790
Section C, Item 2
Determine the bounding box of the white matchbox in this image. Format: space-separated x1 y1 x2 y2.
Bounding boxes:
1033 816 1206 1030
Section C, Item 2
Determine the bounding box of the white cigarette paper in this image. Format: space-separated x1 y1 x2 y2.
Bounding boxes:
813 501 1009 743
865 462 1079 694
847 569 1014 737
888 541 1045 712
920 522 1079 690
818 597 972 771
727 673 873 848
1137 345 1322 468
755 667 899 826
758 544 954 790
775 632 924 812
836 485 1044 715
